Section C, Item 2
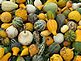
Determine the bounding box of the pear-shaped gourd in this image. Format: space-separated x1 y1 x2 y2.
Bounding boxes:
47 20 57 35
2 1 18 11
18 31 33 45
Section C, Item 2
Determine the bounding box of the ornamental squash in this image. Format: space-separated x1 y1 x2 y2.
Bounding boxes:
75 29 81 42
16 0 26 3
17 56 25 61
50 54 63 61
45 0 57 5
34 20 46 31
47 20 57 36
73 55 81 61
1 23 11 29
12 17 23 28
0 48 4 59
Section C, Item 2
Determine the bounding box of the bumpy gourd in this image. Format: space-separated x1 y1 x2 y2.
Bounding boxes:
60 47 74 61
0 48 4 59
2 1 18 11
64 30 76 42
73 55 81 61
68 11 81 22
34 20 46 31
12 47 20 56
75 29 81 42
12 17 23 28
0 12 12 23
50 54 63 61
47 20 57 35
1 23 11 29
18 31 33 45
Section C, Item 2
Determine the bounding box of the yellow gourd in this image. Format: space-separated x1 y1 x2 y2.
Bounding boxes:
77 26 81 30
1 23 11 29
75 29 81 42
0 48 4 59
73 55 81 61
45 0 57 5
0 53 11 61
22 45 27 49
50 54 63 61
16 0 26 3
12 47 20 56
47 20 57 36
20 47 29 56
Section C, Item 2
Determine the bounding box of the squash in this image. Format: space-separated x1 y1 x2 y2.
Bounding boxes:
12 17 23 28
77 26 81 30
79 20 81 26
29 44 39 57
6 26 18 39
73 55 81 61
50 54 63 61
40 30 51 36
47 20 57 36
63 41 71 47
45 0 57 5
17 56 25 61
12 47 20 56
22 45 27 49
53 33 64 44
18 31 33 45
45 36 54 46
1 23 11 29
0 53 11 61
0 48 4 59
25 23 33 31
75 29 81 42
1 1 18 11
34 20 46 31
68 11 81 22
0 12 12 23
20 47 29 56
60 47 74 61
16 0 26 3
63 9 70 17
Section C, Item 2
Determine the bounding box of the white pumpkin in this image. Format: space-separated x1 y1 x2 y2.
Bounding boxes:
6 25 18 38
18 31 33 45
53 33 64 44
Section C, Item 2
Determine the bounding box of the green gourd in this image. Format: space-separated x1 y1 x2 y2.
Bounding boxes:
12 17 23 28
34 20 46 31
16 56 25 61
63 10 70 17
76 8 81 14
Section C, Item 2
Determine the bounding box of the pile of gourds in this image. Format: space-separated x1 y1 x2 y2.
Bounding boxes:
0 0 81 61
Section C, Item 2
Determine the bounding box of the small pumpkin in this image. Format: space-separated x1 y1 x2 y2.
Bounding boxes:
29 44 39 57
6 26 18 39
18 31 33 45
0 48 4 59
1 23 11 29
0 12 12 23
34 20 46 31
47 20 57 36
45 36 54 46
12 47 20 56
73 55 81 61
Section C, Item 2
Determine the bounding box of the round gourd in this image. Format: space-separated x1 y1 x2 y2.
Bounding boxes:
34 20 46 31
18 31 33 45
6 26 18 39
0 12 12 23
12 17 23 28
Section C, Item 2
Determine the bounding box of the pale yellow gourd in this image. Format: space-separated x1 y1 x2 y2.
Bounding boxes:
0 48 4 59
45 0 57 5
1 23 11 29
12 47 20 56
77 26 81 30
47 20 57 36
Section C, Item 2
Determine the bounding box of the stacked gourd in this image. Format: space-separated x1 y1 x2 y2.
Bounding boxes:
0 0 81 61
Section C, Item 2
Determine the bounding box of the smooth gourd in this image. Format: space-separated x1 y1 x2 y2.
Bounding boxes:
0 48 4 59
1 23 11 29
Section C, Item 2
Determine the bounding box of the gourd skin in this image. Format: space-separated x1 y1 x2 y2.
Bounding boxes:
16 0 26 3
73 56 81 61
1 23 11 29
47 20 57 36
0 48 4 59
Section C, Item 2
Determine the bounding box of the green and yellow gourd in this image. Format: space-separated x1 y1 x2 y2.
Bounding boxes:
12 17 23 28
34 20 46 31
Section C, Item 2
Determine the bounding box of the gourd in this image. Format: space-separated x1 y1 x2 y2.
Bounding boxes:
40 30 51 36
64 30 76 42
75 30 81 42
0 28 7 38
45 36 54 46
63 10 70 17
0 0 6 4
79 20 81 26
34 20 46 31
47 20 57 36
12 47 20 56
16 56 25 61
25 23 33 31
61 25 69 33
1 1 18 11
12 17 23 28
1 23 11 29
0 12 12 23
60 47 74 61
16 0 26 3
45 0 57 5
77 26 81 30
63 41 71 47
18 31 33 45
73 55 81 61
68 11 81 22
0 53 11 61
53 33 64 44
76 8 81 14
67 21 77 31
20 47 29 56
0 48 4 59
6 26 18 39
50 54 63 61
72 3 81 9
47 42 61 54
29 44 39 57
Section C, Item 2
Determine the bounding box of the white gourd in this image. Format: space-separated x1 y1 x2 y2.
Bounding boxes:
34 0 42 7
